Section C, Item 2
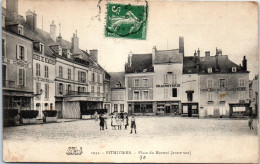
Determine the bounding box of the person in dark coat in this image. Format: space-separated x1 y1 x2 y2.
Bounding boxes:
99 114 105 131
130 116 137 134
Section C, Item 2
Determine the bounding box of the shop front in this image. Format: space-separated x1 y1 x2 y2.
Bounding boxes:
229 103 250 117
128 102 155 116
182 103 198 117
156 101 181 115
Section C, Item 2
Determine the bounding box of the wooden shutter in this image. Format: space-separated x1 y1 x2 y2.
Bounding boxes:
24 46 27 61
16 45 19 59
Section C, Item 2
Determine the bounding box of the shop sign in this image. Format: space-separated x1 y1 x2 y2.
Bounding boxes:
3 57 31 68
201 87 246 92
156 84 180 88
33 77 54 83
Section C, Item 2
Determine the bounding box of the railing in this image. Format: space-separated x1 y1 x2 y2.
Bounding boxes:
65 90 90 96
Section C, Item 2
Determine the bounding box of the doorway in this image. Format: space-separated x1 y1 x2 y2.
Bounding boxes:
188 105 192 117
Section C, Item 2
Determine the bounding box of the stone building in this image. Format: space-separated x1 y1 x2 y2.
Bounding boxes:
198 49 250 118
110 72 127 114
125 52 155 115
249 75 258 117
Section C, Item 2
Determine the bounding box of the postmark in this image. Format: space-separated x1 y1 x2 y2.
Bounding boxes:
105 2 148 40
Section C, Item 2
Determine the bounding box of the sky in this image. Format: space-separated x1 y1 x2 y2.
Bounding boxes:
2 0 258 79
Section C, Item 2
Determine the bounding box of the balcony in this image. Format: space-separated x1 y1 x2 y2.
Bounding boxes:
65 90 90 96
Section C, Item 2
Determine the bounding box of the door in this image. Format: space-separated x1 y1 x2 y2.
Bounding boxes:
188 105 192 117
165 106 170 113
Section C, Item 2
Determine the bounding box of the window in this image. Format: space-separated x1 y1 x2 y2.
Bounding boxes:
44 103 49 110
2 65 6 87
39 43 44 53
78 87 81 93
143 79 148 87
219 79 227 87
18 45 25 60
164 74 168 83
59 66 63 78
44 66 49 78
134 91 140 100
207 79 213 88
50 103 53 110
91 86 94 93
114 104 118 112
18 25 23 35
134 79 139 87
68 68 71 80
44 84 49 99
36 63 40 76
207 92 213 102
239 78 245 87
2 38 6 57
120 104 124 112
232 67 237 72
78 71 86 83
186 91 194 101
59 83 63 94
208 67 212 73
18 68 25 86
172 74 177 84
164 88 168 98
172 88 177 97
92 72 95 82
143 91 149 100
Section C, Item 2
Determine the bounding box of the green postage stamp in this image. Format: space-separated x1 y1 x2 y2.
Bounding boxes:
105 3 148 40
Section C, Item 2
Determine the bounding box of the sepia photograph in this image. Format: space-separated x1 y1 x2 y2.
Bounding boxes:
1 0 259 163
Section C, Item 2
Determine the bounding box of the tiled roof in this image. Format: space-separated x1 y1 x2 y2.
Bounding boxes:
154 49 183 64
125 53 154 73
109 72 125 88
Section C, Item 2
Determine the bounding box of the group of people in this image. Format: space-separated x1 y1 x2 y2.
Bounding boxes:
95 111 137 134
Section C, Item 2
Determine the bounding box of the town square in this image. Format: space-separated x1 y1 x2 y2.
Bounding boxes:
1 0 258 163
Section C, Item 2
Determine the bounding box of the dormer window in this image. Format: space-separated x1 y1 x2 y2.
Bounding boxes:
208 67 212 73
67 50 71 59
18 25 24 35
232 67 237 72
58 45 62 56
39 43 44 54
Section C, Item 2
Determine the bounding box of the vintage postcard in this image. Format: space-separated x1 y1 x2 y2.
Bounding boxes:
1 0 259 163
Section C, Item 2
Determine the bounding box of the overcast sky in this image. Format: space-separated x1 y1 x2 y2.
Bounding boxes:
2 0 258 79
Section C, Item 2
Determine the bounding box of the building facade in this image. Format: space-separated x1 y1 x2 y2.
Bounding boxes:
2 28 34 115
249 75 258 117
110 72 127 114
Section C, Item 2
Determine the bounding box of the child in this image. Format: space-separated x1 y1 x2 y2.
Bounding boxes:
111 115 117 130
248 116 254 130
117 116 122 130
123 114 129 130
130 116 137 134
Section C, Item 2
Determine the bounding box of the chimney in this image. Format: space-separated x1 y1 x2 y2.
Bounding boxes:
216 47 222 56
152 46 157 65
128 51 132 67
56 23 62 43
242 56 247 71
205 51 210 57
50 20 56 41
215 55 219 71
6 0 18 22
26 10 37 31
179 36 184 56
89 49 98 63
71 30 79 53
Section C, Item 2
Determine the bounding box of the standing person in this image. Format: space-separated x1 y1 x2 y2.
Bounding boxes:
103 112 108 129
111 115 117 130
94 111 98 121
248 116 254 130
130 116 137 134
123 114 129 130
99 114 105 131
116 116 121 130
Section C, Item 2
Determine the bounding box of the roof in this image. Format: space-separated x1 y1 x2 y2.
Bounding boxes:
154 49 183 64
199 55 246 74
183 56 198 74
125 53 154 73
109 72 125 88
